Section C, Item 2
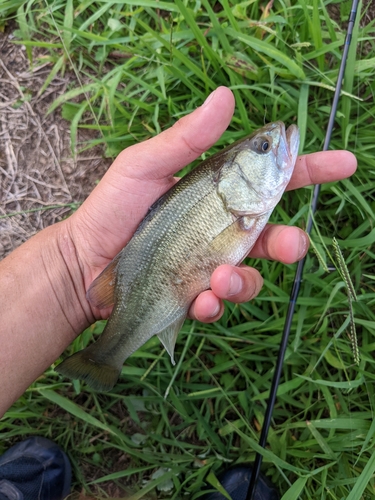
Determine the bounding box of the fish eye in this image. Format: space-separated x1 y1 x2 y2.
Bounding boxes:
251 135 272 154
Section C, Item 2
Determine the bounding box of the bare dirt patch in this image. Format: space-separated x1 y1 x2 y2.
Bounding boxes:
0 27 111 259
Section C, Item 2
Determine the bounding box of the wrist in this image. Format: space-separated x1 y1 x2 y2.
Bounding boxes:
48 219 96 335
0 221 94 414
3 221 95 339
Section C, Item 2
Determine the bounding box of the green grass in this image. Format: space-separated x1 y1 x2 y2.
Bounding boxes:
1 0 375 498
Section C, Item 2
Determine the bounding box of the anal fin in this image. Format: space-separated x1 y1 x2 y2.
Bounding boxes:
157 315 186 365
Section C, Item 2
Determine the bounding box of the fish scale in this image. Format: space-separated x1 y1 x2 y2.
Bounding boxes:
56 121 299 392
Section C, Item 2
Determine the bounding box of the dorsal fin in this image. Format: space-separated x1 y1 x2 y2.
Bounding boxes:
86 253 121 309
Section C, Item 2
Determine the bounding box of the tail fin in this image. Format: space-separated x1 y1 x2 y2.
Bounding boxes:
56 347 121 392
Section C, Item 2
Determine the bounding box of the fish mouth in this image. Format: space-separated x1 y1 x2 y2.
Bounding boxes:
269 121 299 168
284 123 300 164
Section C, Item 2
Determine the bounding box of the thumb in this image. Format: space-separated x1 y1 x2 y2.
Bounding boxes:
76 87 235 248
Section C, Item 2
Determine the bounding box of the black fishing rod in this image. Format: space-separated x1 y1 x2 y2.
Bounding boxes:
246 1 360 498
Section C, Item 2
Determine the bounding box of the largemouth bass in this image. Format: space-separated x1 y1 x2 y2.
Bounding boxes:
56 121 299 391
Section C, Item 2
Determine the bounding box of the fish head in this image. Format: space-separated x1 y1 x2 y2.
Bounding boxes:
217 121 300 217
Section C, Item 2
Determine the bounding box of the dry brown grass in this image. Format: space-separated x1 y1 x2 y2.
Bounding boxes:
0 28 111 259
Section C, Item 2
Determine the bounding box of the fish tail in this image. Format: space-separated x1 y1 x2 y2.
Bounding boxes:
56 345 121 392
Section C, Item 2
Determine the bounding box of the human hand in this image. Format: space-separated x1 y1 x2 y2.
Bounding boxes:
66 86 357 324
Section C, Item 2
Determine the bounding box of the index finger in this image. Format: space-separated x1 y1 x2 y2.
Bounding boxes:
287 150 357 191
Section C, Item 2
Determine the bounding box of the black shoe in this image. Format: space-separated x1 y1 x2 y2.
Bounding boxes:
202 465 280 500
0 436 71 500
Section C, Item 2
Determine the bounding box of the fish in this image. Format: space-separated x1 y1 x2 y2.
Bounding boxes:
56 121 300 392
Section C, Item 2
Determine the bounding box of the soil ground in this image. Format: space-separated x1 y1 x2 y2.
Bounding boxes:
0 26 111 260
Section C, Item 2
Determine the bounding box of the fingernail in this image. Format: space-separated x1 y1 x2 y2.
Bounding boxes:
208 302 221 318
202 88 217 107
298 233 309 260
229 272 242 296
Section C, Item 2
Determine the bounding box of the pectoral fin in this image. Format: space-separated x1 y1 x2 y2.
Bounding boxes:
86 252 122 309
157 315 186 365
